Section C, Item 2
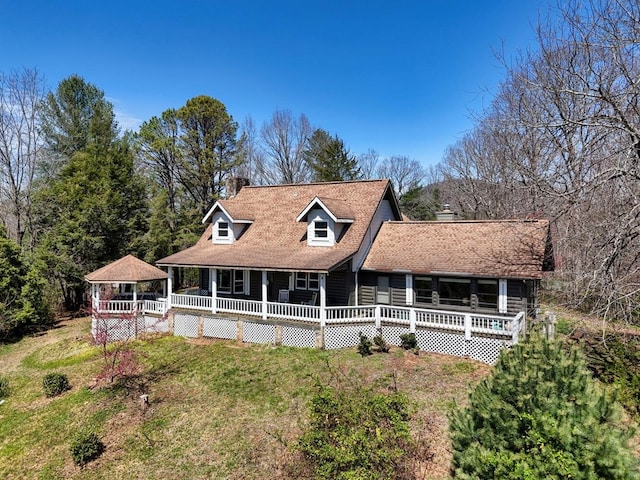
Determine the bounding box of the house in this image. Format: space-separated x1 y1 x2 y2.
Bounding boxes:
90 179 554 364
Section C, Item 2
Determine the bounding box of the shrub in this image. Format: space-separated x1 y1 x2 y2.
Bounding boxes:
449 335 639 479
42 372 71 397
70 432 105 466
373 333 390 353
399 332 417 350
298 372 416 479
0 376 8 398
357 332 372 356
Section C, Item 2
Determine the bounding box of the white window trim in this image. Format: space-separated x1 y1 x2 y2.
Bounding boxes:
295 272 308 290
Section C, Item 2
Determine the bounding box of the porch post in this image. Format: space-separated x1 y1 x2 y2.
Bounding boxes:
210 268 217 314
167 267 173 309
405 274 413 306
133 283 138 313
498 279 508 313
319 273 327 327
261 270 268 320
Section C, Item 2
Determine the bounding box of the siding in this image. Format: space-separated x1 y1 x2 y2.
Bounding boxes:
351 199 399 271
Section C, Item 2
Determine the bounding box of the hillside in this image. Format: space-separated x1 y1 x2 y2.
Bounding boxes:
0 317 491 479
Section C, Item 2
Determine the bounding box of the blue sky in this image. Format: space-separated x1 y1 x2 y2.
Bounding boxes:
1 1 550 167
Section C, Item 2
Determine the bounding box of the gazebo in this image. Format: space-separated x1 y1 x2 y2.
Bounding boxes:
85 255 168 314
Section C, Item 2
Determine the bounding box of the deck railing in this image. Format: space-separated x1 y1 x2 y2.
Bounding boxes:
94 294 524 341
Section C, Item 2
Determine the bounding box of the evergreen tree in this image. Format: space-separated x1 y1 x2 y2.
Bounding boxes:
450 336 639 479
0 227 52 339
304 128 361 182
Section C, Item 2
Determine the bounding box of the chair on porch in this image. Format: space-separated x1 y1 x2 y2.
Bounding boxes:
278 289 290 303
302 292 317 306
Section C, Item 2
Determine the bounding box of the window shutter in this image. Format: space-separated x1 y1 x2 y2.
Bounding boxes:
498 279 508 313
288 273 294 290
244 270 250 295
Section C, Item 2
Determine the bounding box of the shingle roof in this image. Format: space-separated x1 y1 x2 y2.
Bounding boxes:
157 179 398 272
85 255 168 283
361 220 553 279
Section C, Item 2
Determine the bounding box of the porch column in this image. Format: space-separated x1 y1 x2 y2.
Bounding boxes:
319 273 327 327
210 268 217 314
167 267 173 309
498 279 508 313
405 274 413 306
132 283 138 313
261 270 268 320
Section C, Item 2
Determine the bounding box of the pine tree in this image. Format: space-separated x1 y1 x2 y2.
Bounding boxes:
304 129 361 182
450 335 639 479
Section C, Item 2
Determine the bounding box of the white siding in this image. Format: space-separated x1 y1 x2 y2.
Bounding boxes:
307 208 336 247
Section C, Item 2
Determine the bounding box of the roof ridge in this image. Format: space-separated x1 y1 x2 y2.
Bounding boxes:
242 178 388 189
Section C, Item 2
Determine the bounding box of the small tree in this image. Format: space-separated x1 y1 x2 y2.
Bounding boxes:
449 335 639 479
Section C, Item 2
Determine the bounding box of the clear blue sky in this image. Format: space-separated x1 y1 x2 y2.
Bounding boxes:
1 0 550 167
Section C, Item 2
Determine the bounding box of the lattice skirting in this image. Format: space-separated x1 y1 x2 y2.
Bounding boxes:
324 324 377 350
468 337 512 364
92 316 141 342
202 315 237 340
381 325 412 347
143 315 169 334
282 325 317 348
173 312 199 338
243 322 276 344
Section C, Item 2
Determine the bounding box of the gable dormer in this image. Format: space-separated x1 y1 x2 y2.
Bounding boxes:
202 200 253 245
296 196 354 247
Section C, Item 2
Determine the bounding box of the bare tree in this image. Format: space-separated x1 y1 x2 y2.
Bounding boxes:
376 155 426 197
259 109 312 184
0 68 46 247
358 148 380 179
234 115 266 184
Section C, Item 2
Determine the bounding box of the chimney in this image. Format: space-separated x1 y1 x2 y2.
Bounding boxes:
225 177 250 199
435 204 457 221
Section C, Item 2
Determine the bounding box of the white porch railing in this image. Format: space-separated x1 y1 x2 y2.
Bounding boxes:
161 293 524 341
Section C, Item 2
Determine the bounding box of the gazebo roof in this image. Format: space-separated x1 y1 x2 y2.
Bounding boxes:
85 255 168 283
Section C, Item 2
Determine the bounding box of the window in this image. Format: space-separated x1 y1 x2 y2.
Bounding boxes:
477 279 498 310
308 273 320 291
314 221 328 238
414 277 432 304
218 269 231 293
439 278 471 307
295 272 307 290
234 270 245 294
294 272 320 291
217 269 248 295
218 221 229 237
376 276 390 304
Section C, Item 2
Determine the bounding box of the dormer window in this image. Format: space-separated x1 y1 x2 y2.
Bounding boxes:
314 221 328 239
218 222 229 237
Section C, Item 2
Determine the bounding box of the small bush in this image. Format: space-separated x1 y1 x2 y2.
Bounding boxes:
373 333 390 353
43 372 71 397
0 376 9 398
298 371 417 479
357 332 372 356
70 432 105 466
399 333 417 350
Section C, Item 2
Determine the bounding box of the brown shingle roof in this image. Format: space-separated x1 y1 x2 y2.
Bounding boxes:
85 255 168 283
361 220 553 279
157 179 398 272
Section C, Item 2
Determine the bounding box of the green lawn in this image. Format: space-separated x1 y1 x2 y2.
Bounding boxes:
0 317 491 479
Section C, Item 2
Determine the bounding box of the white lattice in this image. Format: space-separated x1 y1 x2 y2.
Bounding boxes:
416 329 467 358
381 325 411 347
173 312 199 338
243 322 276 344
282 325 317 348
468 337 512 364
202 316 237 340
324 324 377 350
92 316 138 342
143 315 169 334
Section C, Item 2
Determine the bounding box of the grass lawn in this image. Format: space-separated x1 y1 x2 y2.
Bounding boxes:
0 316 492 479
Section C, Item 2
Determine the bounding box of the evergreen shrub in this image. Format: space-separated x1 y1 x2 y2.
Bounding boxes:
449 335 639 479
399 333 418 350
70 432 105 466
357 332 372 356
42 372 71 397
